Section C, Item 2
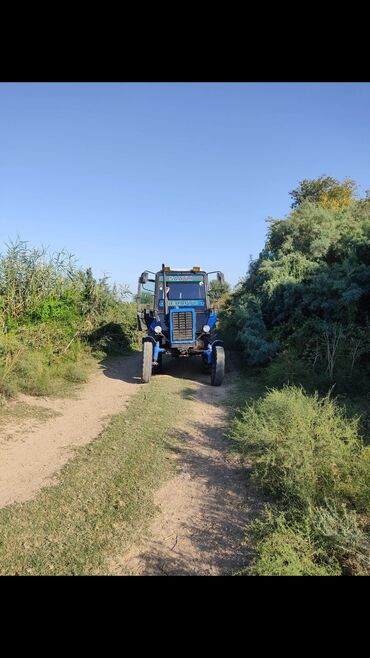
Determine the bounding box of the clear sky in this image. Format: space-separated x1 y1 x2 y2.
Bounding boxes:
0 82 369 294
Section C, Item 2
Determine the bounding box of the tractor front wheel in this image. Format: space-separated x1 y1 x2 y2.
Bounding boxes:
142 341 153 383
211 345 225 386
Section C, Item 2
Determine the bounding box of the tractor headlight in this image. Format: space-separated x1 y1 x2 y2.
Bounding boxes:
203 324 211 333
154 325 162 334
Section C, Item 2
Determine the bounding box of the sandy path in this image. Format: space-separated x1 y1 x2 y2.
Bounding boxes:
0 353 141 508
111 355 260 576
1 350 259 574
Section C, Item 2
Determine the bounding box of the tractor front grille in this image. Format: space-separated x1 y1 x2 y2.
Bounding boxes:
172 311 194 342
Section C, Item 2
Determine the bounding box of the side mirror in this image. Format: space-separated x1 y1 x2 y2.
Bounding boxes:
140 271 149 285
217 271 225 285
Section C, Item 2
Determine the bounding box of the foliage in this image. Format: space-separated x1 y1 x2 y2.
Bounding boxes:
209 278 231 305
289 175 357 210
248 508 341 576
140 291 154 306
310 501 370 576
0 239 138 397
230 386 369 510
220 176 370 385
230 384 370 575
219 292 279 364
223 178 370 575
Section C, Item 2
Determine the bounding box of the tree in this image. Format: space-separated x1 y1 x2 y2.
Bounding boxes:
220 176 370 378
140 291 154 306
290 176 357 210
209 278 231 304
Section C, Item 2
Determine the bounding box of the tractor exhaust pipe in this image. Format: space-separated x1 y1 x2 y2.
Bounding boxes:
162 263 169 317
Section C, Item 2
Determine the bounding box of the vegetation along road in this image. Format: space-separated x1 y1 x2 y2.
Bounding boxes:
1 176 369 575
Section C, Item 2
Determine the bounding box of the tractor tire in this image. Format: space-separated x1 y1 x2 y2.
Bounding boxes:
142 341 153 383
211 345 225 386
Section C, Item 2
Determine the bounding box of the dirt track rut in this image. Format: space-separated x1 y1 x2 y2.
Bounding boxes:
0 354 142 508
111 355 258 575
0 352 258 574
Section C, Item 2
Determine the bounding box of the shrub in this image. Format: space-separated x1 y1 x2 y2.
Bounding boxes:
219 180 370 391
0 239 138 398
230 384 370 575
248 500 370 576
87 304 138 355
248 508 341 576
0 330 93 397
229 386 369 511
261 347 325 391
219 295 279 364
309 501 370 576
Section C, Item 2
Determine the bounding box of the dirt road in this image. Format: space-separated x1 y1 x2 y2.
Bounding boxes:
0 354 142 508
110 354 258 575
0 352 257 575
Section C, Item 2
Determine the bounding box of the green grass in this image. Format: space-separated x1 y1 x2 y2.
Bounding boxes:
228 370 370 576
0 376 196 575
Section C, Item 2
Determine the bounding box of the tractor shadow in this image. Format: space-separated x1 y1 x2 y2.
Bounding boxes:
100 349 239 388
156 349 240 386
99 351 209 387
158 355 211 385
99 352 143 385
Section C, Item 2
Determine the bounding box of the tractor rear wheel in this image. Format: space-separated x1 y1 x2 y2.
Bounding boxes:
142 341 153 383
211 345 225 386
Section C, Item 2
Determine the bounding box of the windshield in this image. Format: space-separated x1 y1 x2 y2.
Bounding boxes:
157 274 206 307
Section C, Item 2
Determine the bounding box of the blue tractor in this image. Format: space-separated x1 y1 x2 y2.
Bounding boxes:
137 264 226 385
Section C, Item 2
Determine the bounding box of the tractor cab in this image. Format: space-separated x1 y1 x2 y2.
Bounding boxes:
137 265 225 385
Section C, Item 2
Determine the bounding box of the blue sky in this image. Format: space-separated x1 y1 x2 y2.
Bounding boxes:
0 82 369 294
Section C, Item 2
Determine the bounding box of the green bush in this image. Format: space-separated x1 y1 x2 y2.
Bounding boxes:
229 386 369 511
261 347 325 390
222 178 370 575
26 292 79 324
248 508 341 576
219 178 370 391
230 385 370 575
87 304 138 355
0 239 139 398
0 330 94 397
309 501 370 576
219 294 279 364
